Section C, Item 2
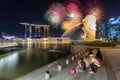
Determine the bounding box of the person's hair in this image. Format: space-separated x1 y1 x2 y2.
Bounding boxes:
85 49 90 53
88 48 93 52
79 57 83 61
88 51 93 55
97 48 100 50
84 56 89 59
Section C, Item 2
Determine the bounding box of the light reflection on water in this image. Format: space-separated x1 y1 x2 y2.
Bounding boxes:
0 42 70 79
22 41 71 52
0 53 18 72
22 41 51 49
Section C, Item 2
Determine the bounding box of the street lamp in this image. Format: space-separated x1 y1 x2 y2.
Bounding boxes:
82 35 85 40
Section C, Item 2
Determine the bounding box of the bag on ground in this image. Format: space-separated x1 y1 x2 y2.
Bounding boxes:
70 68 76 74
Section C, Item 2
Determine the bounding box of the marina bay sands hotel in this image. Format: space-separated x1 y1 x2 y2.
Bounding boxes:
19 22 71 44
20 22 49 38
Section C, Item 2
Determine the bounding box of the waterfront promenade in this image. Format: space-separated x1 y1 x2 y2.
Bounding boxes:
16 47 120 80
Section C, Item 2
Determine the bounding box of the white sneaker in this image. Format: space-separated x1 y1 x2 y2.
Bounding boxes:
78 69 85 72
89 71 94 74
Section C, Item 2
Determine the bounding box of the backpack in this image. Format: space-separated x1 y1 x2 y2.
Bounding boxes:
70 68 76 74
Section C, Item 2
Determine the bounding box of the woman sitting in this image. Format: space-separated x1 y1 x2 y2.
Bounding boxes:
89 52 101 74
76 57 86 72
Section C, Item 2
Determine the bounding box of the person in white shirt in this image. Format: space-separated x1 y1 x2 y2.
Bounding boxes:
88 52 101 74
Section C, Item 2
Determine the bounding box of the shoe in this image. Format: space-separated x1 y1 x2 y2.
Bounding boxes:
89 71 94 74
78 69 85 72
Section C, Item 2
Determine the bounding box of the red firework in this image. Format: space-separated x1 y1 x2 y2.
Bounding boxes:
64 0 82 11
47 2 67 25
66 2 79 12
64 0 82 24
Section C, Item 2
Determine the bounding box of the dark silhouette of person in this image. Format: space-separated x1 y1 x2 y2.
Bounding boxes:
96 48 103 61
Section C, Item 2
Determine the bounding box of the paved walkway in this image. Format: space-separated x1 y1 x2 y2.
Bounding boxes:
16 48 120 80
102 48 120 80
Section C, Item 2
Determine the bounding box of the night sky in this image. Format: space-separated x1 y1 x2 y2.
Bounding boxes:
0 0 120 36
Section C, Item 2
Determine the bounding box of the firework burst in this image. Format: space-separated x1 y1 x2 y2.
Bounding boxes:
45 0 104 31
89 7 103 21
65 0 82 21
62 0 82 31
85 0 104 21
46 2 66 27
61 21 71 31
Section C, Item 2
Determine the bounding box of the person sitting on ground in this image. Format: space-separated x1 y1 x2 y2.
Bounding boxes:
76 57 86 72
84 49 90 57
83 56 90 69
96 48 103 61
89 52 101 74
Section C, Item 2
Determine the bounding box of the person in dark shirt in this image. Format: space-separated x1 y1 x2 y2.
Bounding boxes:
96 48 103 61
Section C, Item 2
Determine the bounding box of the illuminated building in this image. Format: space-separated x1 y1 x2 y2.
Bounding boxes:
35 26 41 36
20 22 49 38
44 26 49 38
107 17 120 39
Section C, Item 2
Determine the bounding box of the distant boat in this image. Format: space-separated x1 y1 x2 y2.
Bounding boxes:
48 50 65 53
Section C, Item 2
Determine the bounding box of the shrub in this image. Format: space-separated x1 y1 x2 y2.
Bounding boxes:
84 41 116 47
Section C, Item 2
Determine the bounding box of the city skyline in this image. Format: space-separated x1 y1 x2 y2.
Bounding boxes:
0 0 120 36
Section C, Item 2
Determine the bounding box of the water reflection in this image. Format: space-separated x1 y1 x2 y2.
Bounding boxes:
0 40 70 79
0 53 18 72
27 41 33 49
22 41 71 52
